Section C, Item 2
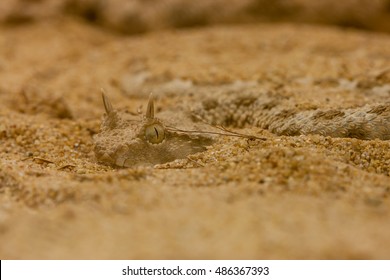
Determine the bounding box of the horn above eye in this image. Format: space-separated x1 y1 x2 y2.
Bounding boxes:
145 123 165 144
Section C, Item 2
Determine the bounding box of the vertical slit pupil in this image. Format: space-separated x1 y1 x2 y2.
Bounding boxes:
154 126 159 138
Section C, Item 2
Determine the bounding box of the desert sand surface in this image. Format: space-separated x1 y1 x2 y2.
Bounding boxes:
1 1 390 259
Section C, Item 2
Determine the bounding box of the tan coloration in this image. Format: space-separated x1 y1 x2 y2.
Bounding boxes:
94 93 214 167
101 89 114 114
1 0 390 33
2 18 390 260
146 93 155 119
194 93 390 140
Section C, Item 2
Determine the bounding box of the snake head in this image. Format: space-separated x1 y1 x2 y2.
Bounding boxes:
94 91 214 167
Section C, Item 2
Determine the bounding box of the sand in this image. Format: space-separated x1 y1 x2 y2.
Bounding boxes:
1 15 390 259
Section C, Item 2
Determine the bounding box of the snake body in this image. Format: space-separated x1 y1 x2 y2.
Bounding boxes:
193 92 390 140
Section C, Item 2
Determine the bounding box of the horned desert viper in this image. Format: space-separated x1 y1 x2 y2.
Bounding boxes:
94 89 390 167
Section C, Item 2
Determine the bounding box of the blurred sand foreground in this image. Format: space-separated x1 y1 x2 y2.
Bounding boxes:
1 12 390 258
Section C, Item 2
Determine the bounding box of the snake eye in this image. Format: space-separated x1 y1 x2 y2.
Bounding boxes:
145 124 165 144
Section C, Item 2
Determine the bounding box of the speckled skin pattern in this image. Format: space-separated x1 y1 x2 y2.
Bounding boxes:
94 96 214 167
95 89 390 167
194 91 390 140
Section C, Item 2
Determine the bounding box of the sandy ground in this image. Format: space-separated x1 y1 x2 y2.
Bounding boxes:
1 15 390 259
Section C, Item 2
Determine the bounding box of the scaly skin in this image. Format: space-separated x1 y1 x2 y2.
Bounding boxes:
93 93 214 167
193 91 390 140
